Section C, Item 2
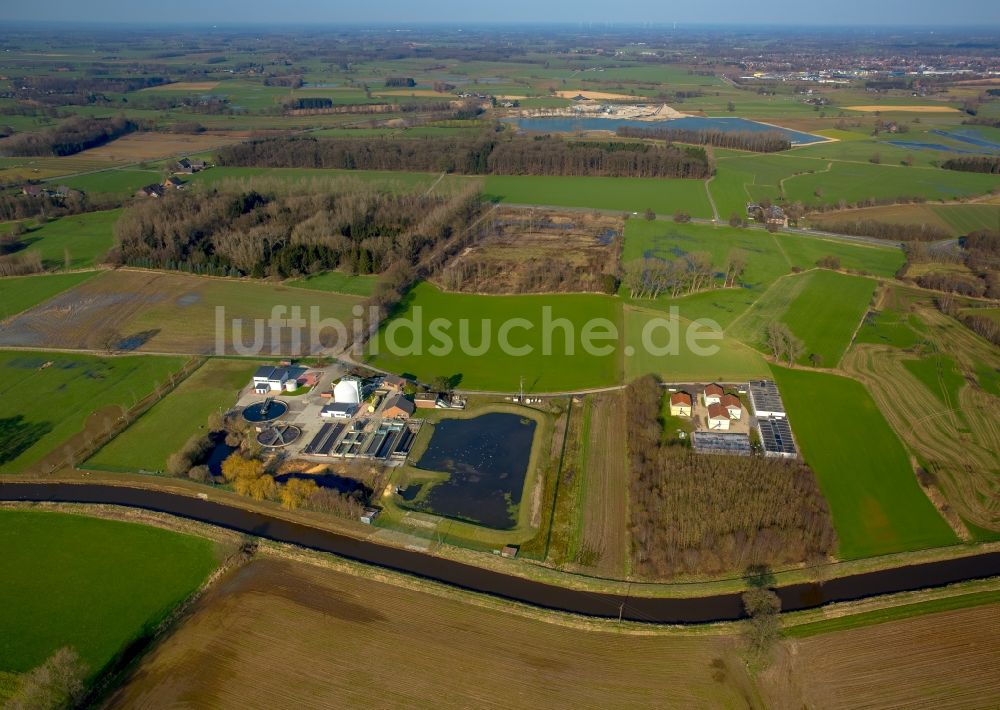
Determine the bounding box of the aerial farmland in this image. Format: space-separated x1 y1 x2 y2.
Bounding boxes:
0 14 998 709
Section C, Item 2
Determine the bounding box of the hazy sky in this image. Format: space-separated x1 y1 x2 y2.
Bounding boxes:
1 0 998 26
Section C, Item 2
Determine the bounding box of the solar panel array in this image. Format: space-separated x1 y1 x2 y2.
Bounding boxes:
748 380 786 416
757 418 797 457
692 431 752 455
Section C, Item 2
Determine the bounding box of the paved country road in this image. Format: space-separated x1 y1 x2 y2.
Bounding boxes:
3 482 998 624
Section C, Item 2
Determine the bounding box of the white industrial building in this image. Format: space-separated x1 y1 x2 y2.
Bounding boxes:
252 366 293 394
321 402 357 419
334 376 363 405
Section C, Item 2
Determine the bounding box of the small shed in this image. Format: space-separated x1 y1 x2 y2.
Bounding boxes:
501 545 519 559
382 375 408 391
414 392 441 409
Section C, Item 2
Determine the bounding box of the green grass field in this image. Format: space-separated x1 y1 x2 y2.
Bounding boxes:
789 135 957 168
781 270 876 366
366 282 622 391
620 220 899 329
0 351 186 473
774 233 904 277
0 272 97 321
621 220 788 326
808 202 1000 238
933 204 1000 235
86 358 257 473
786 589 1000 638
901 354 966 409
729 270 875 366
0 510 218 676
59 168 163 195
288 270 379 297
624 305 770 382
974 362 1000 399
15 210 120 269
783 162 999 207
484 175 713 217
854 307 925 350
711 154 825 218
771 366 958 559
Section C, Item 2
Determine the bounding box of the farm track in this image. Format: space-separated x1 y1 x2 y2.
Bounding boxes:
841 308 1000 534
2 481 1000 624
703 176 720 221
577 391 630 577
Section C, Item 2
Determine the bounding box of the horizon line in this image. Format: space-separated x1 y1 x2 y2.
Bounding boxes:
2 20 1000 30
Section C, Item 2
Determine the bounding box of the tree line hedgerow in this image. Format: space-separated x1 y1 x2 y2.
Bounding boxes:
616 125 792 153
0 115 138 157
109 181 481 280
214 134 713 179
941 156 1000 174
811 217 952 242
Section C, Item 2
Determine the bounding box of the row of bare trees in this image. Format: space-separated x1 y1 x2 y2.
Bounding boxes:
110 179 480 280
813 217 951 242
0 190 118 222
937 295 1000 347
903 230 1000 299
622 248 746 299
215 134 712 179
616 125 791 152
0 115 139 157
0 250 43 277
942 156 1000 174
625 376 837 578
765 322 805 365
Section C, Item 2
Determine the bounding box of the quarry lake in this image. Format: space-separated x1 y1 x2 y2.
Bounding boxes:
408 412 537 529
504 116 827 145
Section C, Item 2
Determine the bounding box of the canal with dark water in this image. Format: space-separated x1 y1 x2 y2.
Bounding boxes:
3 482 998 624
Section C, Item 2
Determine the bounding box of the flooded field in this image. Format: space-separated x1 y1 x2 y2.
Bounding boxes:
408 413 536 529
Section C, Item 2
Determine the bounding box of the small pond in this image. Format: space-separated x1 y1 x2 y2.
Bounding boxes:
397 483 423 501
408 412 536 529
503 115 826 146
203 433 236 477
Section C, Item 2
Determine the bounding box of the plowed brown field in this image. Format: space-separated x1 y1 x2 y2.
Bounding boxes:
578 391 630 577
761 603 1000 709
105 558 758 709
